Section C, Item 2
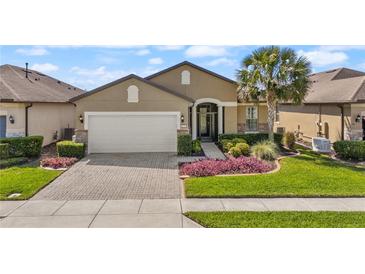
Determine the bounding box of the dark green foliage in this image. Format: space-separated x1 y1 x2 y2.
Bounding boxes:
177 134 192 156
57 141 85 159
0 157 28 169
333 141 365 161
0 143 9 159
192 139 202 154
0 136 43 157
283 131 296 149
219 133 283 146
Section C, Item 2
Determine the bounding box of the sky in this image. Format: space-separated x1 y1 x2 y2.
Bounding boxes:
1 45 365 91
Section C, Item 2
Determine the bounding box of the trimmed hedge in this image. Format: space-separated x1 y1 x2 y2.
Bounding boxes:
178 134 192 156
0 143 9 159
57 141 85 159
283 132 296 149
219 133 283 146
0 157 28 169
333 141 365 161
192 139 202 154
0 136 43 157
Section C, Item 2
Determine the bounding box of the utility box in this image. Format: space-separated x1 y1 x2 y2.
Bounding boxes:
312 137 331 153
63 128 75 140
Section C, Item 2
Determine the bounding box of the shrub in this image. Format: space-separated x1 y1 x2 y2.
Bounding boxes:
251 140 278 161
0 136 43 157
0 157 28 169
0 143 9 159
192 139 202 154
229 146 242 158
333 141 365 161
283 131 296 149
220 139 234 152
57 141 85 159
180 156 274 177
41 157 78 169
235 142 250 156
218 133 283 146
231 138 247 145
177 134 192 156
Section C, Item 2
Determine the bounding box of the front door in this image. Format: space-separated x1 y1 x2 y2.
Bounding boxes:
0 116 6 138
197 104 218 142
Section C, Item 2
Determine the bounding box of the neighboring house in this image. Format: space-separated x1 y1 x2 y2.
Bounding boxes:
275 68 365 143
70 61 269 153
0 64 83 145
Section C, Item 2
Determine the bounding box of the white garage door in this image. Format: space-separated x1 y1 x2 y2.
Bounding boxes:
87 112 179 153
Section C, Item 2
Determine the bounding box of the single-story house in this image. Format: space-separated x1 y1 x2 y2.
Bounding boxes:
0 64 83 145
70 61 269 153
275 68 365 143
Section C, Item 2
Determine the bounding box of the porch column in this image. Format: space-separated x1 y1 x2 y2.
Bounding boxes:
192 105 197 140
218 105 223 135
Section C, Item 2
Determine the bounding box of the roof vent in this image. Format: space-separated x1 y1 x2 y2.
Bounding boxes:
57 80 61 84
25 62 29 78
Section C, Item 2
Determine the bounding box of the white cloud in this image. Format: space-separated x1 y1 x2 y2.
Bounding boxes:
140 66 161 76
185 46 229 58
358 62 365 70
148 57 164 65
30 63 59 73
15 46 49 56
156 45 185 51
206 58 237 67
319 45 365 51
135 49 150 56
298 49 348 67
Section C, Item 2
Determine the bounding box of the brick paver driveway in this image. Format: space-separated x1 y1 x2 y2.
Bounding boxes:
32 153 182 200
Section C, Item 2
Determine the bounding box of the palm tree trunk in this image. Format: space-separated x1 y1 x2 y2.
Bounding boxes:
267 93 276 142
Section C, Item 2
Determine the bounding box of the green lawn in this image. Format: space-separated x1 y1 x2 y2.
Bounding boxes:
0 167 62 200
185 149 365 198
185 211 365 228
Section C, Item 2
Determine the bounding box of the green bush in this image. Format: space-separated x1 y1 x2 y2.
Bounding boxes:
229 146 242 158
251 140 278 161
283 131 296 149
0 136 43 157
219 133 283 146
57 141 85 159
0 157 28 169
333 141 365 161
231 138 247 145
220 139 234 152
0 143 9 159
235 142 250 156
192 139 202 154
178 134 192 156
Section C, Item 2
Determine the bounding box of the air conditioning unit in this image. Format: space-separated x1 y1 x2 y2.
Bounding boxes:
312 137 331 153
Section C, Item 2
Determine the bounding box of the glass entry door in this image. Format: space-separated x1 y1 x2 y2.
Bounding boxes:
197 104 218 141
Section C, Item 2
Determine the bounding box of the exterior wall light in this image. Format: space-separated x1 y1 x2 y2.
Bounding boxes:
181 114 185 123
355 114 361 123
79 114 84 124
9 115 15 124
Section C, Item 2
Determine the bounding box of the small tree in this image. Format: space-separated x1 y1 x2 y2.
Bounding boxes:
237 46 311 141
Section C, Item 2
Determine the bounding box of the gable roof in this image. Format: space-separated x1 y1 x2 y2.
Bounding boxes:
0 64 84 103
70 74 194 102
304 68 365 104
145 61 237 85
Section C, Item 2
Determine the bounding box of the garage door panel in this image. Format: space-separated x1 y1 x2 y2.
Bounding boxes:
88 113 178 153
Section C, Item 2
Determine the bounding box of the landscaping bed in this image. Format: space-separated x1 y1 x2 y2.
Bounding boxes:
0 167 62 200
184 211 365 228
184 147 365 198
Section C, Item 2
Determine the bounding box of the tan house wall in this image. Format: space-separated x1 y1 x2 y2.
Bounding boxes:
276 103 353 143
0 103 26 137
224 107 237 134
73 78 191 130
349 103 365 140
148 64 238 102
28 103 76 146
237 104 268 132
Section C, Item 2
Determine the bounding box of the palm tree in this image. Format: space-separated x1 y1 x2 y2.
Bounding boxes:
237 46 311 141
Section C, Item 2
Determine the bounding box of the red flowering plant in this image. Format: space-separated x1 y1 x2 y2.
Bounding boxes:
180 156 274 177
41 157 78 169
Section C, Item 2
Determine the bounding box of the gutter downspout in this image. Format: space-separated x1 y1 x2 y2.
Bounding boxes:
337 104 344 141
25 103 33 136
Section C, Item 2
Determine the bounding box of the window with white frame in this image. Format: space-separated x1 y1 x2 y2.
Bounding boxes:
246 106 258 131
181 70 190 85
127 85 139 103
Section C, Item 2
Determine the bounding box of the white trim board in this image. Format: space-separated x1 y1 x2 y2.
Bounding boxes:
84 111 181 130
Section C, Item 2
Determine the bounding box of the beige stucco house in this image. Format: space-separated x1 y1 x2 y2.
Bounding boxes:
275 68 365 143
71 61 269 153
0 64 83 146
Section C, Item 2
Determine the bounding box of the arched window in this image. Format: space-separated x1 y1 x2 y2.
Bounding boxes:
181 70 190 85
127 85 139 103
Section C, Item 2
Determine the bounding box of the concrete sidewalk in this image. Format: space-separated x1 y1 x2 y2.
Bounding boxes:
1 198 364 228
